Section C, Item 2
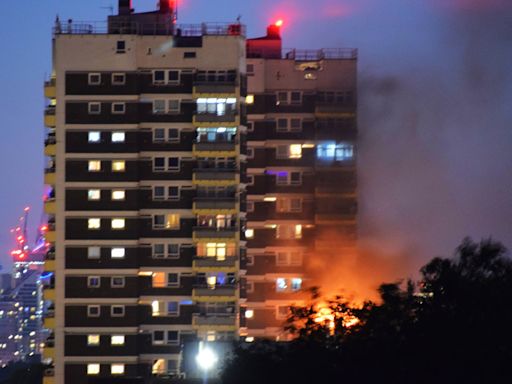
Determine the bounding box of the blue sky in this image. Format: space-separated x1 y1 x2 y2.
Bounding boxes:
0 0 510 280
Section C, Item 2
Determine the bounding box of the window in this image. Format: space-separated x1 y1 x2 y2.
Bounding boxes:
197 242 235 260
277 92 288 104
168 100 180 113
152 244 180 259
88 160 101 172
167 301 179 316
290 172 302 185
276 278 302 292
168 157 179 170
153 331 165 345
111 103 126 114
247 64 255 75
87 364 100 375
276 224 302 239
168 244 180 258
247 147 254 159
112 190 126 200
112 73 126 85
272 171 302 186
317 142 354 161
88 276 101 288
152 99 181 114
290 91 302 104
291 278 302 291
111 305 125 317
184 51 196 58
88 102 101 114
111 160 126 172
152 273 179 288
168 128 179 141
111 132 125 142
153 244 165 258
111 277 125 288
167 273 179 287
245 229 254 239
276 91 302 105
276 144 302 159
246 201 254 212
246 95 254 105
87 305 100 317
88 247 101 259
88 189 101 201
153 70 180 85
153 157 180 172
111 218 125 230
111 335 125 346
116 40 126 53
168 186 179 200
153 99 166 114
111 364 125 375
153 186 165 200
276 198 302 213
246 175 254 185
154 128 165 142
111 248 125 259
88 73 101 85
88 218 101 230
153 214 180 229
87 334 100 346
247 121 254 132
196 98 237 116
88 131 101 143
154 157 165 171
276 306 289 319
152 272 166 288
167 331 179 345
276 251 303 266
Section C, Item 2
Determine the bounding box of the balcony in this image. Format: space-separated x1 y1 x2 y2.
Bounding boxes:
193 169 238 186
43 316 55 329
315 213 356 224
193 256 238 272
44 107 56 127
44 135 56 156
192 285 238 302
193 83 237 98
193 141 237 157
43 286 55 301
44 78 56 99
193 226 238 241
43 378 55 384
43 346 55 360
45 258 55 272
44 200 56 215
192 314 237 331
193 113 239 127
44 167 56 185
193 198 238 215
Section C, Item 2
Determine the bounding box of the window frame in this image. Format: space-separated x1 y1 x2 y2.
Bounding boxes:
88 102 101 115
111 73 126 85
87 276 101 288
111 160 126 172
88 247 101 259
88 73 101 86
111 276 125 288
111 305 125 317
111 131 126 143
87 305 101 317
88 131 101 143
111 102 126 115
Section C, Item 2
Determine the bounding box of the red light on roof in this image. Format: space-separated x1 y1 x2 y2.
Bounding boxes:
24 207 30 212
275 19 284 27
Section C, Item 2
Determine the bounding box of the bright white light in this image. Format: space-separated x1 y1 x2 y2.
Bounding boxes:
196 344 218 371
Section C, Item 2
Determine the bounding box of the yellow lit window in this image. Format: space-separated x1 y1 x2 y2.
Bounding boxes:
112 190 125 200
245 229 254 239
165 214 180 229
88 160 101 172
289 144 302 159
111 364 125 375
88 218 101 230
152 272 166 288
112 160 126 172
88 189 100 201
295 225 303 239
246 95 254 104
87 334 100 346
111 218 125 229
207 276 217 287
87 364 100 375
111 335 125 346
153 359 165 375
245 309 254 319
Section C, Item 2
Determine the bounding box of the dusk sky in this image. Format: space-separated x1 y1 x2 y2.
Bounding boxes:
0 0 511 280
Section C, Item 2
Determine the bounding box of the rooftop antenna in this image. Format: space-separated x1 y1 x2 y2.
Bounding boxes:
101 5 114 15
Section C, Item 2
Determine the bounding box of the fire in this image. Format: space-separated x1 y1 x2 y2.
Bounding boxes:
314 304 360 333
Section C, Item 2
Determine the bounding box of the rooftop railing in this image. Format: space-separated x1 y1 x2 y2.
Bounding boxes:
53 20 246 37
247 47 358 60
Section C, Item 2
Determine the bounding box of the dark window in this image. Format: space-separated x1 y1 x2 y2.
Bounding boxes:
168 70 180 83
154 157 165 171
112 73 126 85
167 331 179 344
116 41 126 53
167 273 179 287
168 128 179 141
154 70 166 83
168 158 179 170
290 172 302 185
277 119 288 131
154 187 165 200
154 129 165 142
290 92 302 104
167 301 179 315
168 244 179 258
153 331 165 343
184 51 196 58
168 186 179 199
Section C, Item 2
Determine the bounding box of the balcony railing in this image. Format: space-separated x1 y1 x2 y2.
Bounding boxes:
193 257 238 269
45 167 56 174
192 314 237 327
45 107 56 116
45 136 56 146
247 47 358 60
54 21 246 37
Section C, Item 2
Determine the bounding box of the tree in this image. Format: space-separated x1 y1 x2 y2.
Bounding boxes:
222 239 512 384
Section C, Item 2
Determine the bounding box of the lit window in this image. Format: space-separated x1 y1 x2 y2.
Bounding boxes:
152 300 162 316
87 364 100 375
153 99 166 114
87 276 100 288
289 144 302 158
88 247 101 259
167 302 179 316
111 103 126 114
111 364 125 375
153 359 165 374
111 132 125 142
111 248 125 259
317 142 354 161
153 214 180 229
295 224 303 239
246 95 254 104
245 309 254 319
111 218 125 229
168 100 180 113
88 218 101 230
87 334 100 346
88 102 101 114
112 190 125 200
245 229 254 239
88 160 101 172
111 335 125 346
88 189 101 201
152 272 166 288
291 278 302 291
88 131 101 143
276 278 288 292
154 128 165 142
111 160 125 172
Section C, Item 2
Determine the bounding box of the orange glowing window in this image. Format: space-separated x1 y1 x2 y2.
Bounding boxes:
152 272 166 288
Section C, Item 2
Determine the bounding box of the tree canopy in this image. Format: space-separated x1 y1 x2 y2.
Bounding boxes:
222 239 512 384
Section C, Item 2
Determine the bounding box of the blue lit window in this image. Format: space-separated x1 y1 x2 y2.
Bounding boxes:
317 142 354 161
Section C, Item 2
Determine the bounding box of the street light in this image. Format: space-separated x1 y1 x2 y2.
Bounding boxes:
196 342 218 372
